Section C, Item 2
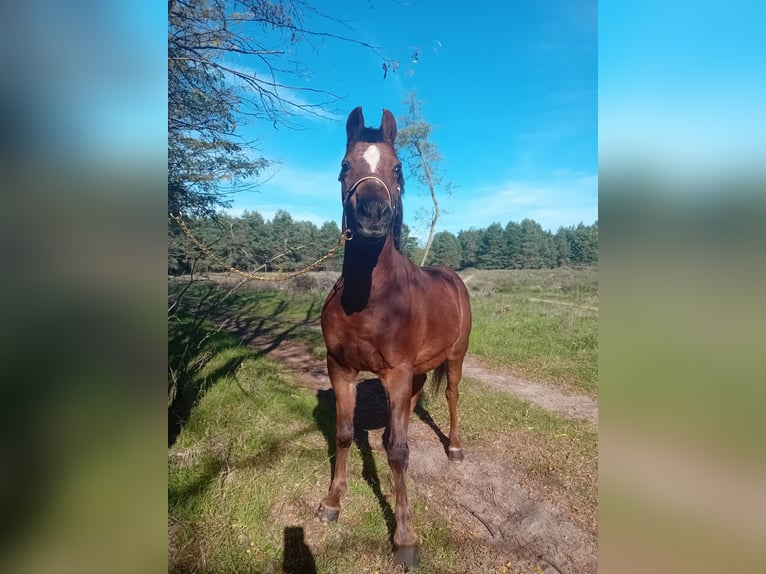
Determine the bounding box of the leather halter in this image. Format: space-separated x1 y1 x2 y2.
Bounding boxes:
341 175 399 240
342 175 395 207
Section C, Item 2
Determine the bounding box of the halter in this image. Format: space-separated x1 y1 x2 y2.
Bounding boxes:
341 175 399 240
342 175 395 207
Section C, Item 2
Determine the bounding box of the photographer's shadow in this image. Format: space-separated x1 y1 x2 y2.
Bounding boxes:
282 526 316 574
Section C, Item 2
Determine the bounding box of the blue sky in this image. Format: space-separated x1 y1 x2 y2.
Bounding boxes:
599 1 766 178
224 0 597 242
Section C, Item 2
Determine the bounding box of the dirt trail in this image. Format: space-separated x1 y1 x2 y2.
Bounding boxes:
241 330 597 429
405 424 597 573
236 332 597 573
527 297 599 312
462 356 597 427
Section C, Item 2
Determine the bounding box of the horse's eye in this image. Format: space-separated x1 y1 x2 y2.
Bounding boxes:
338 161 350 181
393 164 402 175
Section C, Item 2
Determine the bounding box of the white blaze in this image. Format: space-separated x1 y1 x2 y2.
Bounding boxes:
363 144 381 173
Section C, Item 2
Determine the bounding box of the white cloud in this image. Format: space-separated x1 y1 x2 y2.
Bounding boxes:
259 162 342 198
223 159 347 230
440 173 598 232
226 163 598 242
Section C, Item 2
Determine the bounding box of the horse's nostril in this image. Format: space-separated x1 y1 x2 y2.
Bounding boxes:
358 198 391 219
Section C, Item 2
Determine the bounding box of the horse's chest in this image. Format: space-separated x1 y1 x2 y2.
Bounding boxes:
323 304 411 372
338 337 390 372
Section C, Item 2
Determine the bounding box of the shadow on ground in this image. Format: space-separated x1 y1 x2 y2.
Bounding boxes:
283 526 317 574
312 377 450 544
168 283 320 446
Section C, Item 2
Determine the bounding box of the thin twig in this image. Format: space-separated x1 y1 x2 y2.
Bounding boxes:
538 555 566 574
458 503 496 538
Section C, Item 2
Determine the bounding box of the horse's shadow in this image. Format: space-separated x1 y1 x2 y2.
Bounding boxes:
313 377 449 543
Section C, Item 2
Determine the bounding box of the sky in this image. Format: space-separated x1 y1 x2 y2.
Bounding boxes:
598 0 766 179
223 0 598 242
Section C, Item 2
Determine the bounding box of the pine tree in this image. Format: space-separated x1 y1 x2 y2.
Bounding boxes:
427 231 462 269
458 228 482 269
504 221 522 269
477 223 507 269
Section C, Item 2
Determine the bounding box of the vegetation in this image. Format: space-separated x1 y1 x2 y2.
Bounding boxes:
168 0 386 217
396 91 452 265
168 271 598 572
462 269 598 393
169 209 597 275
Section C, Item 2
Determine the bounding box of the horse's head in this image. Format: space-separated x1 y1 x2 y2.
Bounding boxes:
339 107 404 246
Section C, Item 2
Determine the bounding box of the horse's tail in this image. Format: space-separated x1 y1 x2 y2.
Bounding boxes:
431 362 448 395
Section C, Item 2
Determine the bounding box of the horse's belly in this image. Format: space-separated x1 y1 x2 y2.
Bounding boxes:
412 353 448 374
411 321 461 373
342 339 390 373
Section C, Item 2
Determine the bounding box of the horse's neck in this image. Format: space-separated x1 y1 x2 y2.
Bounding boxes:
340 234 403 312
343 234 401 281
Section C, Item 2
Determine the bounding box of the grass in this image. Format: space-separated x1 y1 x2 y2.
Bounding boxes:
170 268 598 393
168 268 599 571
169 278 328 358
168 353 481 573
460 269 598 394
168 351 597 573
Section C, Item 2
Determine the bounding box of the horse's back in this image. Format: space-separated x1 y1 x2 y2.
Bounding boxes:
419 265 471 318
415 264 472 359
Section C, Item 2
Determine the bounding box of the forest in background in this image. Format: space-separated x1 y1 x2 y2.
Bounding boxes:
168 210 598 274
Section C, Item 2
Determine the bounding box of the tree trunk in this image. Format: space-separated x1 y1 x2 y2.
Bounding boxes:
417 142 440 266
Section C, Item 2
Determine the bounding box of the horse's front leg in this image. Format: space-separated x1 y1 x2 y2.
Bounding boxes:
317 355 358 523
382 367 420 568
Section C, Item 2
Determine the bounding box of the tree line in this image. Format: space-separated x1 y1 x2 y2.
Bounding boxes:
169 210 597 275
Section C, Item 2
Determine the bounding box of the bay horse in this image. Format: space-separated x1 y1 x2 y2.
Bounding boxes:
316 107 472 568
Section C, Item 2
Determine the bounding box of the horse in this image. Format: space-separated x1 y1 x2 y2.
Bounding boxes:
316 107 472 568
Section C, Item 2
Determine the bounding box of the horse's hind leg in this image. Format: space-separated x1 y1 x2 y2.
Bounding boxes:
444 358 464 462
317 356 357 523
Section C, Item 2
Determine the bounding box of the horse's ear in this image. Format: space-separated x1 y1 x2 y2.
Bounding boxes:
346 107 365 143
381 109 397 145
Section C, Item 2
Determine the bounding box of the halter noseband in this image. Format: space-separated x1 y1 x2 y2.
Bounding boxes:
343 175 396 207
341 175 399 240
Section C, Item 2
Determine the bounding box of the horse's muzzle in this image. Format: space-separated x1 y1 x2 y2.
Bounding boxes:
353 196 393 239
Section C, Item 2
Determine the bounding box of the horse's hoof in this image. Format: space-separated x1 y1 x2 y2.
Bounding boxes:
393 544 420 570
448 448 464 462
316 505 340 523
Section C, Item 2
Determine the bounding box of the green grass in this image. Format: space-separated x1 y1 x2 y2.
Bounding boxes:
169 279 327 357
170 268 598 393
168 353 482 573
168 268 599 571
169 356 324 572
461 269 598 393
169 351 597 573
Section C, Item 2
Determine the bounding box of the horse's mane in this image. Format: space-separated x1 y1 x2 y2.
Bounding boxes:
353 127 388 145
391 174 404 252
